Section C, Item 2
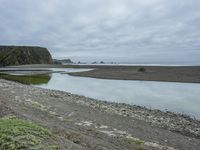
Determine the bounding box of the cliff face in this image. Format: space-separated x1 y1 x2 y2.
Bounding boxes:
0 46 53 66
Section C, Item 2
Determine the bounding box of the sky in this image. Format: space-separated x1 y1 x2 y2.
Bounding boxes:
0 0 200 64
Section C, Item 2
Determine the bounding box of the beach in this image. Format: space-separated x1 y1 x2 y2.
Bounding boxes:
66 65 200 83
0 79 200 149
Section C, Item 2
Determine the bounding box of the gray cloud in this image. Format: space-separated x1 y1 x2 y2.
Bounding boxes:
0 0 200 64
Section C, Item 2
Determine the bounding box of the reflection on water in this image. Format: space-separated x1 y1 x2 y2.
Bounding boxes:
1 67 200 119
0 73 51 85
35 73 200 119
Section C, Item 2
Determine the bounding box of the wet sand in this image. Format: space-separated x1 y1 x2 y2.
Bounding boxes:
2 64 200 83
66 65 200 83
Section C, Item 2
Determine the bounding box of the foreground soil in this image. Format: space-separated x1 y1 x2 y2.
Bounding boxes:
0 79 200 150
66 65 200 83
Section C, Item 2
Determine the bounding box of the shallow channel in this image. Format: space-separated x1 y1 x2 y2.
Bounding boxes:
32 69 200 119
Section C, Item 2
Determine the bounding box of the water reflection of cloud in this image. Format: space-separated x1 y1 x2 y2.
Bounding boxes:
36 73 200 119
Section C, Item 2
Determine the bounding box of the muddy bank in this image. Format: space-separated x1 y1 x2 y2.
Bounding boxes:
67 65 200 83
5 64 200 83
0 79 200 149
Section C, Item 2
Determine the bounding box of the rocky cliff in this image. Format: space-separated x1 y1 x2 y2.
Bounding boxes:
0 46 53 66
53 59 73 64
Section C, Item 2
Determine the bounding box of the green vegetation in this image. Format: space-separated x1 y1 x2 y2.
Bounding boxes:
0 46 53 66
138 67 146 72
124 137 144 145
121 137 145 150
0 73 51 84
137 148 145 150
0 116 58 150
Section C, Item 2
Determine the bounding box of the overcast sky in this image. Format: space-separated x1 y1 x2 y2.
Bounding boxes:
0 0 200 64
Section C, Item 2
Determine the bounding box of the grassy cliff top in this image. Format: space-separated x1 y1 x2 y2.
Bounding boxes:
0 46 53 66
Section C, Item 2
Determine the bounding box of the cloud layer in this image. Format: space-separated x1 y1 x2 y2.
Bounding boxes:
0 0 200 64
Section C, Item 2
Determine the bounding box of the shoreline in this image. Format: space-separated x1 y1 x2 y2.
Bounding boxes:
66 65 200 83
3 64 200 83
38 86 200 138
0 79 200 149
1 68 199 119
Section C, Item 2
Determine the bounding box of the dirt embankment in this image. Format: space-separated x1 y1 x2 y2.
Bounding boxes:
0 79 200 149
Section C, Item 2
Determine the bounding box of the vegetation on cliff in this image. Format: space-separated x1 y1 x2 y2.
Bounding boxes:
0 46 53 66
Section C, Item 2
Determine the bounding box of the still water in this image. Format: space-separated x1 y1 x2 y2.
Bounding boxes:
34 70 200 119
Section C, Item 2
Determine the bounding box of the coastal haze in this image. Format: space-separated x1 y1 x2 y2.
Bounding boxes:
0 0 200 65
0 0 200 150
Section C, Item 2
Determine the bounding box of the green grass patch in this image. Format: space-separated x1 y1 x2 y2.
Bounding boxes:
124 137 144 145
137 148 145 150
0 73 51 84
0 116 56 149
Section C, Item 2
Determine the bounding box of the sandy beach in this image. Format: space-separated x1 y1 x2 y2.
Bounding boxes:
66 65 200 83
